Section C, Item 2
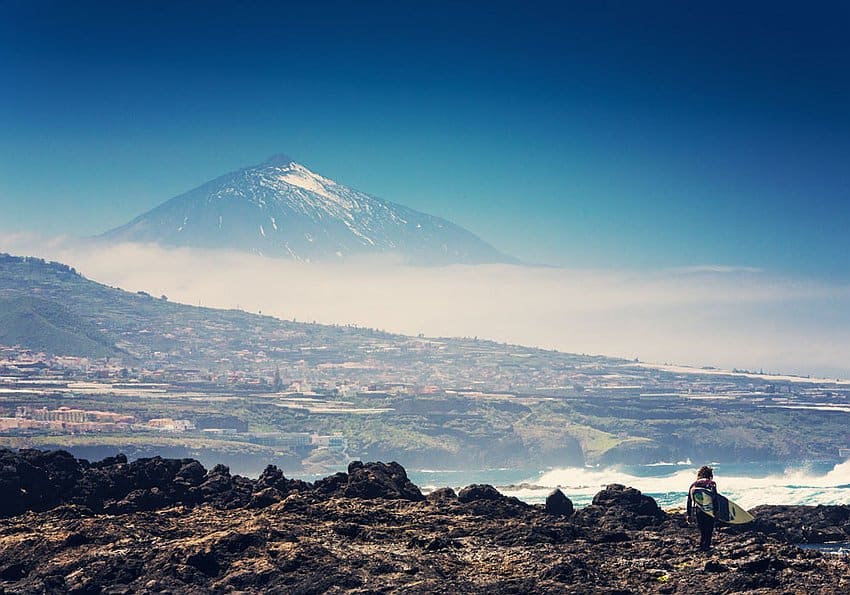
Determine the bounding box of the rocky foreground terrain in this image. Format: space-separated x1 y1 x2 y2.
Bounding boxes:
1 449 848 594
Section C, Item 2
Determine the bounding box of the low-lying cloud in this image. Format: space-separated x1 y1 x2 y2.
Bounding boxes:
3 232 850 379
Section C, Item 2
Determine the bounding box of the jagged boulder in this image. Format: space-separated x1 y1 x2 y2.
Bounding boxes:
74 453 132 510
0 460 24 517
175 460 207 486
342 461 424 501
545 489 574 516
457 484 503 503
592 483 665 518
29 449 81 499
256 464 310 495
0 449 80 514
197 466 254 509
125 456 184 491
89 453 128 469
312 472 349 496
106 487 170 514
748 504 850 543
427 487 457 503
576 483 666 532
256 465 285 490
197 464 232 500
248 487 284 509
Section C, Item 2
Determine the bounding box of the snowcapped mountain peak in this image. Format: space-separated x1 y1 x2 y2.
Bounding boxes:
261 153 296 167
102 155 515 265
272 162 338 201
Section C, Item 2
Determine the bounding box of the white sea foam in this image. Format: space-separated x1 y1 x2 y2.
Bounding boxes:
644 459 693 467
502 460 850 508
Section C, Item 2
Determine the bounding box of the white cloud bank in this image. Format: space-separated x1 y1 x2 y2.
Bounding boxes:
3 233 850 379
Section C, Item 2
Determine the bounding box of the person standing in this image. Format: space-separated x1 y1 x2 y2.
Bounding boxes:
686 465 717 551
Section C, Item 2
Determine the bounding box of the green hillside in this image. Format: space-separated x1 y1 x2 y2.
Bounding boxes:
0 295 122 358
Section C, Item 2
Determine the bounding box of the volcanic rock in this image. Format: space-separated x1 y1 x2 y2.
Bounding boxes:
576 483 667 533
545 488 574 516
748 504 850 543
457 483 504 503
426 487 457 502
343 461 424 501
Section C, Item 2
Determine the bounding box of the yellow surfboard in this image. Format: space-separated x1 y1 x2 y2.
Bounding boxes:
692 488 754 524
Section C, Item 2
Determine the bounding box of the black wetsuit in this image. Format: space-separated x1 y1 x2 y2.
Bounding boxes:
687 478 717 550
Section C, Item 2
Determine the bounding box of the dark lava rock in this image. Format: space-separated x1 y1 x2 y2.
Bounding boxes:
576 483 667 533
343 461 424 501
457 484 504 503
703 560 727 573
50 504 95 520
175 460 206 485
197 464 248 508
591 483 664 517
332 523 361 538
492 520 578 546
256 464 310 496
749 504 850 543
0 562 29 581
426 487 457 502
125 456 184 491
721 571 781 591
312 471 349 496
89 453 128 469
0 448 81 515
186 551 221 577
545 488 574 516
106 487 170 514
311 462 424 502
738 554 788 573
424 536 461 551
596 530 630 543
248 487 284 509
1 449 431 518
542 559 588 582
0 450 258 517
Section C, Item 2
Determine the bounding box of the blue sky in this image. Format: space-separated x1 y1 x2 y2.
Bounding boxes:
2 1 848 275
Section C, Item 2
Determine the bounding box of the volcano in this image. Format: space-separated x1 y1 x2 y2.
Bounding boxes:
102 154 514 265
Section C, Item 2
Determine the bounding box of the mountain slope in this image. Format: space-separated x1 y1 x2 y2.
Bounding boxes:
102 154 514 265
0 295 123 358
0 252 611 390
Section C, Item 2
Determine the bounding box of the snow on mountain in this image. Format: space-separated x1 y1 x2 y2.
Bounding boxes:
102 154 514 265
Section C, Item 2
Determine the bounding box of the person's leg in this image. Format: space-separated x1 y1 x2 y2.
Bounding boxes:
704 515 715 549
697 512 713 549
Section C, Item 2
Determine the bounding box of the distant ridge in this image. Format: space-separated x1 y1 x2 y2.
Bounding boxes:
102 155 515 265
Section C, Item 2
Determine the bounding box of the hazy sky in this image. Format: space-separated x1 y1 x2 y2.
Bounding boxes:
2 1 848 275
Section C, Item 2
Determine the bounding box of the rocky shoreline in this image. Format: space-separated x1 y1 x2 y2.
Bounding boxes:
1 449 848 593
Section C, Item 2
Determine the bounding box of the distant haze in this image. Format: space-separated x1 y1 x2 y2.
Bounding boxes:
3 234 849 379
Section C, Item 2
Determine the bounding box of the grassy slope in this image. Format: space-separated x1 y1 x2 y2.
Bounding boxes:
0 295 122 358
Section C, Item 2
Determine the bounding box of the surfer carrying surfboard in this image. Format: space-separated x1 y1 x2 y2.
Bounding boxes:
687 465 717 551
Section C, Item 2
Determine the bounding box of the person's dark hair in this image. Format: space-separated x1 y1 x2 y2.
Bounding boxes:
697 465 713 479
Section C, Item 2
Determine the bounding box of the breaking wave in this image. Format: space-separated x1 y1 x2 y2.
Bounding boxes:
498 460 850 508
644 459 693 467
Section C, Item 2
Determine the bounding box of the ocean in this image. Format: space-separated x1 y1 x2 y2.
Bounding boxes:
409 459 850 510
